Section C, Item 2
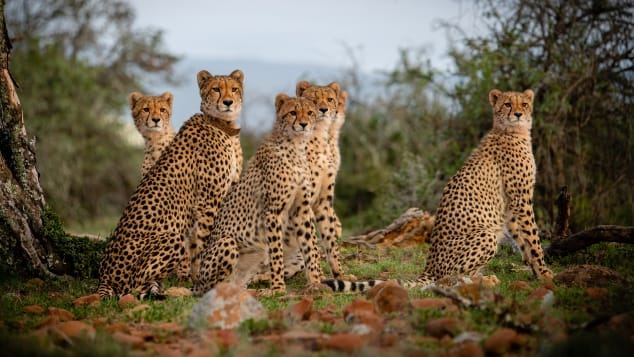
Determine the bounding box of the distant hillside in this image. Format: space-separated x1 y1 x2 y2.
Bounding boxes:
152 57 349 132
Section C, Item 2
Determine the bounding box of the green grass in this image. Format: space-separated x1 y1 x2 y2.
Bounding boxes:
1 241 633 356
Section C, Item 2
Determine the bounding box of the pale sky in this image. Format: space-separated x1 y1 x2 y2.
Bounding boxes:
130 0 479 72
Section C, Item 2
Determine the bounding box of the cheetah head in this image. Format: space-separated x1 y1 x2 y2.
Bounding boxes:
275 94 317 138
197 69 244 122
489 89 534 133
128 92 173 138
296 81 340 122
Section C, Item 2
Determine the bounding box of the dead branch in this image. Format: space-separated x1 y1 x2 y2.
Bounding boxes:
546 225 634 257
343 208 434 249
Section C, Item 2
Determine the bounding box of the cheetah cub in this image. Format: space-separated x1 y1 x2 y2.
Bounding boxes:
192 94 324 295
324 88 553 292
128 92 176 176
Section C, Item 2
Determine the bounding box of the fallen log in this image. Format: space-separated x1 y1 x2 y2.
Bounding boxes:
545 225 634 257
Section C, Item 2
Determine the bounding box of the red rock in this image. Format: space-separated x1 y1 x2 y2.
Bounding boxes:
369 283 410 314
586 287 608 299
342 298 376 320
207 329 239 349
112 332 145 348
23 305 44 314
508 281 532 292
541 279 557 291
484 328 517 354
526 287 552 305
157 322 185 336
25 278 44 287
380 332 399 347
47 307 74 321
288 297 313 322
411 298 453 310
36 315 60 328
539 316 567 343
321 333 365 353
310 307 337 323
118 294 138 308
72 294 101 307
56 321 96 340
425 317 466 338
447 341 485 357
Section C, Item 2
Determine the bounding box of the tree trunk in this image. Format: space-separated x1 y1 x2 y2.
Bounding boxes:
0 0 61 277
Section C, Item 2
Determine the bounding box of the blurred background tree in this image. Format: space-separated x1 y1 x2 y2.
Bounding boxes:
337 0 632 233
5 0 178 230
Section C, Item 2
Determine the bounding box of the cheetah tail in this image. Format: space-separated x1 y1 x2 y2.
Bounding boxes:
321 279 385 292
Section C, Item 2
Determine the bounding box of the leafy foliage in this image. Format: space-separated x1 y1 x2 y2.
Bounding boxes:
5 0 178 224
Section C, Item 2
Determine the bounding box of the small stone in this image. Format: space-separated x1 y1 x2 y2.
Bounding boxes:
484 328 517 354
321 333 365 353
112 332 145 348
25 278 45 287
23 305 44 314
118 294 138 308
207 329 239 349
342 298 376 320
425 317 467 338
586 287 608 299
411 298 453 310
447 341 485 357
188 282 267 330
288 297 313 322
369 282 410 314
508 281 532 292
72 294 101 307
164 287 193 297
47 307 74 321
56 321 96 341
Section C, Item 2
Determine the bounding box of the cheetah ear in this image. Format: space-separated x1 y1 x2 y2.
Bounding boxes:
128 92 143 109
327 82 341 96
488 89 503 107
160 92 174 108
296 81 311 97
230 69 244 84
197 70 213 89
523 89 535 103
339 90 348 104
275 93 290 112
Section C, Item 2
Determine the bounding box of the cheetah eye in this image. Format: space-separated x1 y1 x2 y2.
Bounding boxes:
143 107 150 113
522 103 529 108
290 110 297 116
231 87 238 93
504 103 511 108
212 87 220 93
307 110 314 116
160 108 166 113
327 97 334 103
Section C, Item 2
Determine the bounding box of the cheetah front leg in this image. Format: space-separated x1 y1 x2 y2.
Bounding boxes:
314 172 347 279
506 208 553 279
292 195 325 285
265 211 287 293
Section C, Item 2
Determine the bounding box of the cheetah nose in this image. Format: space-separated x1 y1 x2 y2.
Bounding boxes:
152 117 160 124
319 107 328 114
299 122 308 129
223 99 234 106
514 112 522 119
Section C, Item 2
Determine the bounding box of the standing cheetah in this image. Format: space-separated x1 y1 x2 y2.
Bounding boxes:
192 94 323 295
97 69 244 299
324 88 553 292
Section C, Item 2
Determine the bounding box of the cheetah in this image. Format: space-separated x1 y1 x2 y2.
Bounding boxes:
192 94 324 295
324 88 553 292
97 69 244 299
128 91 176 176
274 87 350 281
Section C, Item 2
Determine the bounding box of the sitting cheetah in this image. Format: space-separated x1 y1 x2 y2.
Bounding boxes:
276 87 350 280
97 69 244 299
129 91 177 176
192 94 324 295
324 88 553 292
